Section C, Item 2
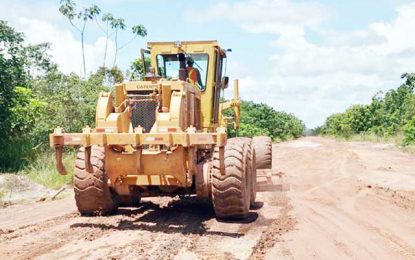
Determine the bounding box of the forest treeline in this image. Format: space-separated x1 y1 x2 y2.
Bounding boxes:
0 20 304 172
318 73 415 144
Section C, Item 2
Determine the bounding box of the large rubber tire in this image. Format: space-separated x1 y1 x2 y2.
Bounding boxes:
211 138 251 219
74 146 117 215
233 137 257 207
253 136 272 169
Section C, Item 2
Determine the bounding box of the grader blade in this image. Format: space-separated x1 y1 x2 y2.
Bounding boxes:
256 169 289 192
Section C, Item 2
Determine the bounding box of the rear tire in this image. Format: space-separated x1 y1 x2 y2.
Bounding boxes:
74 146 117 215
248 140 257 207
232 138 257 207
211 138 251 219
253 136 272 169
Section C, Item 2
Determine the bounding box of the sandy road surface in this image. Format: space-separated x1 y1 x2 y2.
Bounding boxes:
1 137 414 259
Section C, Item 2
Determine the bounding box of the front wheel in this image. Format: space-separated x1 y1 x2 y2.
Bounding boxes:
74 146 117 216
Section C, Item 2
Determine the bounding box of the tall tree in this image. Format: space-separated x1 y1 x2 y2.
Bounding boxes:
110 19 147 67
118 25 147 50
59 0 100 77
109 17 126 67
96 15 146 69
100 13 114 68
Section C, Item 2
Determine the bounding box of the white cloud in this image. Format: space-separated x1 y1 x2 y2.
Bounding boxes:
187 0 330 35
188 1 415 127
369 3 415 54
0 1 116 75
18 18 115 74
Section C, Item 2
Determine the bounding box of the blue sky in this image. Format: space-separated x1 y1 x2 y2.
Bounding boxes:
2 0 415 127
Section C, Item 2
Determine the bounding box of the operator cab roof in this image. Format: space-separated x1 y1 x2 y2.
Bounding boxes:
147 40 220 48
147 40 226 56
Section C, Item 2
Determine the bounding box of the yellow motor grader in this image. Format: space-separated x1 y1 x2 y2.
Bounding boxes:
50 40 272 219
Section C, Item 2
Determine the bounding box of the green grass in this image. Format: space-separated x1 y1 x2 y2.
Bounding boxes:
348 133 404 143
399 144 415 154
326 132 402 144
21 151 76 190
0 189 5 203
326 133 415 155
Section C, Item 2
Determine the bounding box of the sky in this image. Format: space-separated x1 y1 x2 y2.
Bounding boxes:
1 0 415 128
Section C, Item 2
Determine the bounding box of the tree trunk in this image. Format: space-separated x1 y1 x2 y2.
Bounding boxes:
103 23 108 68
81 23 87 77
113 29 118 68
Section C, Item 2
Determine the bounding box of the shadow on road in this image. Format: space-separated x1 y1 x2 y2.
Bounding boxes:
71 197 259 238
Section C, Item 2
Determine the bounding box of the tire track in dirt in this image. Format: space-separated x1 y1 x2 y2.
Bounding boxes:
0 214 119 260
304 196 415 259
184 234 239 260
2 137 415 259
0 212 77 242
250 193 296 260
269 137 415 259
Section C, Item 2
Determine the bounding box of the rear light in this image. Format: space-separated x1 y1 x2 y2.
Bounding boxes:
158 127 177 132
95 128 117 133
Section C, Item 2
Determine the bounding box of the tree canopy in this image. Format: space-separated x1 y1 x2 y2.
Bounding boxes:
0 20 113 170
320 73 415 144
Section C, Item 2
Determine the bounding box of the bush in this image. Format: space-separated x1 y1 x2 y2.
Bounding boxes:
228 101 305 141
403 116 415 145
0 20 51 171
0 67 110 171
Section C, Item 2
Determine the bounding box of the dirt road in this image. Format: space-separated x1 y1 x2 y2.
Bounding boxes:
1 137 414 259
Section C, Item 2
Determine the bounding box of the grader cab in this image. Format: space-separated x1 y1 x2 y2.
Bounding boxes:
50 40 272 219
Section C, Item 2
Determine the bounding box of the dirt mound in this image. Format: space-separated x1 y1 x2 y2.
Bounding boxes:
0 174 54 205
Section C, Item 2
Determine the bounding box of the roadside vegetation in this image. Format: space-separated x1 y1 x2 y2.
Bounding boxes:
228 101 305 141
318 73 415 147
0 0 147 190
21 152 76 190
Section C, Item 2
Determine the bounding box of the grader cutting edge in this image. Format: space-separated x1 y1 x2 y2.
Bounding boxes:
49 40 272 219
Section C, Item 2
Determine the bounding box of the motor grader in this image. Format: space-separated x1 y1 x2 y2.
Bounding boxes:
50 40 272 219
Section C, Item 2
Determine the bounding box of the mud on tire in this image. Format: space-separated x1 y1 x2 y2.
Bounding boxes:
74 146 117 215
253 136 272 169
211 138 251 219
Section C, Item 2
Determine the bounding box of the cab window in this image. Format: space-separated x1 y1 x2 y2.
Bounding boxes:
156 53 209 91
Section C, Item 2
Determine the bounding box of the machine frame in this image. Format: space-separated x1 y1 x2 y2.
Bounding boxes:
50 41 240 198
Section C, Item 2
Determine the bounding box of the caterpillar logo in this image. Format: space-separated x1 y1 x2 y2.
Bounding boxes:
135 84 157 90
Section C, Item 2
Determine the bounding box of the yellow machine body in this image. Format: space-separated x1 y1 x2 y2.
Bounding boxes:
50 41 240 197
